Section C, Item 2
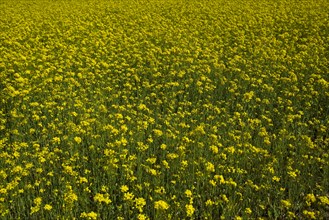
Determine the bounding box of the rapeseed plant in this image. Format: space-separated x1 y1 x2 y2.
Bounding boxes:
1 0 328 219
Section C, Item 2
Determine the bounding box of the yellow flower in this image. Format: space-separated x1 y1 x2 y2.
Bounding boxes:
162 160 170 169
52 137 61 144
305 193 316 206
185 204 195 217
281 199 291 208
34 197 42 206
221 194 229 203
80 211 98 220
318 196 329 205
148 169 157 176
146 157 157 164
79 177 88 184
194 125 206 135
135 197 146 212
94 193 112 204
123 192 134 201
120 185 129 193
206 162 215 172
64 190 78 206
243 91 254 101
12 166 23 173
287 171 297 178
181 160 188 168
74 136 82 144
205 199 214 206
137 214 148 220
160 144 167 150
245 208 252 214
209 179 216 186
44 204 52 211
272 176 280 182
214 175 225 184
30 206 40 215
185 189 192 198
153 129 163 137
154 200 169 210
303 210 316 219
210 145 219 154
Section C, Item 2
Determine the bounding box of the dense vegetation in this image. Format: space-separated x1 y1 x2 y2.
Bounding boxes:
1 0 328 219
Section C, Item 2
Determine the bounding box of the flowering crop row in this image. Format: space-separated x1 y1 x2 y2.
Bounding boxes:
1 0 328 219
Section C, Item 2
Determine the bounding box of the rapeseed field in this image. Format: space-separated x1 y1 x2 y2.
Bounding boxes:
1 0 328 219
